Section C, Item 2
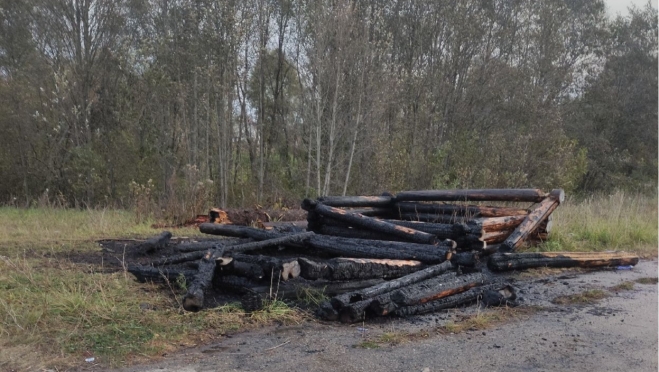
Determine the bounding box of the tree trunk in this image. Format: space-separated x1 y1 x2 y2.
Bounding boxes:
488 251 640 271
394 189 547 202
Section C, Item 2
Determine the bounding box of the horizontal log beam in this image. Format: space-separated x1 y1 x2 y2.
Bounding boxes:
394 202 529 218
316 195 393 208
303 199 438 245
487 251 640 271
298 257 424 281
394 189 547 203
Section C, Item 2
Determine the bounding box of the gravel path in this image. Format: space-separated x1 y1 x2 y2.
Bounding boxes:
116 259 658 372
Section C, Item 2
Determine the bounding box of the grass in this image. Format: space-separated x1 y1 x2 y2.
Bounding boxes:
439 306 539 334
531 191 658 257
635 277 658 285
552 289 609 305
0 207 301 371
609 281 635 291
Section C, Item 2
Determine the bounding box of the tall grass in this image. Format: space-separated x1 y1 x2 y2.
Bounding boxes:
0 207 201 254
536 191 657 256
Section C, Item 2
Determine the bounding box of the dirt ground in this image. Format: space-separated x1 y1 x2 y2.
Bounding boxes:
106 258 658 372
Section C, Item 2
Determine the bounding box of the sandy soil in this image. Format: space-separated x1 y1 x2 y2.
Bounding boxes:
112 259 658 372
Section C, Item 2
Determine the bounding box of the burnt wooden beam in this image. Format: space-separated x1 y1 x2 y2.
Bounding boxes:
500 196 559 252
221 253 300 281
175 238 253 252
298 257 425 281
306 235 454 263
394 189 547 203
330 260 456 310
199 223 280 240
393 286 484 317
182 248 224 312
303 199 438 245
389 272 484 307
383 220 466 239
224 232 314 253
394 202 529 218
316 195 393 208
488 251 640 271
315 225 403 242
214 275 384 299
138 231 172 254
398 213 466 224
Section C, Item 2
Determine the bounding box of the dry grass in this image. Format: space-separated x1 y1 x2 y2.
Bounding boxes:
635 277 658 285
552 289 609 305
609 281 635 291
532 191 658 257
439 306 539 334
0 208 301 371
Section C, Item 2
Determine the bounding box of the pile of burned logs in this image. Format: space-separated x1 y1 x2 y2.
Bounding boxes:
126 188 640 323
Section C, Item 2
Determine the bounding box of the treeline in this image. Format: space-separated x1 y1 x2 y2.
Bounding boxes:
0 0 656 215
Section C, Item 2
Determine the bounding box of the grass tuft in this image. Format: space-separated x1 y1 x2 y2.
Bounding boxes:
609 281 635 291
552 289 609 305
635 277 658 285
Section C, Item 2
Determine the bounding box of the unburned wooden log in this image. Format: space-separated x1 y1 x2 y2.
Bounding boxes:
500 197 559 252
316 195 393 208
127 265 196 283
330 260 456 310
302 199 438 245
182 248 224 312
298 257 425 281
394 202 529 218
138 231 172 254
488 251 640 271
306 235 454 263
394 189 547 203
467 215 527 233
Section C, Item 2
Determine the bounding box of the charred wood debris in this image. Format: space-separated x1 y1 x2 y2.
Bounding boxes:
127 188 639 323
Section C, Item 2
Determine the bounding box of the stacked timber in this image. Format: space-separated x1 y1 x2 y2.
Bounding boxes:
125 188 640 323
303 188 564 253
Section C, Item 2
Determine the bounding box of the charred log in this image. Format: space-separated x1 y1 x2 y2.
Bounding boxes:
138 231 172 254
298 257 425 281
394 189 547 203
488 251 640 271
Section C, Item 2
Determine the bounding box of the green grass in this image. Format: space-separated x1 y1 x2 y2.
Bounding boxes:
532 191 657 257
609 281 635 291
635 277 658 285
0 207 301 371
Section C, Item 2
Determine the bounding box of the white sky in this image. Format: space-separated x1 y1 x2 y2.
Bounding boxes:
605 0 658 17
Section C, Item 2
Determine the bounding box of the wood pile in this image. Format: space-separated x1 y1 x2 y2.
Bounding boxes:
126 188 640 323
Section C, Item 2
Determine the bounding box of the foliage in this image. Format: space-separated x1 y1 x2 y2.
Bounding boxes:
0 0 656 216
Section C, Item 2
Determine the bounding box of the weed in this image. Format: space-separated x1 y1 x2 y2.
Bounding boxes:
635 277 658 285
296 287 329 307
356 340 380 349
552 289 609 305
609 281 635 291
437 306 539 335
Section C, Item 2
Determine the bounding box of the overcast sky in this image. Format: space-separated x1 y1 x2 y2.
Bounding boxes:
605 0 658 17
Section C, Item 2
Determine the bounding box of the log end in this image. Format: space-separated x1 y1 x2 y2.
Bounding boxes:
182 290 204 312
549 189 565 204
301 198 317 211
316 301 339 321
282 260 301 281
